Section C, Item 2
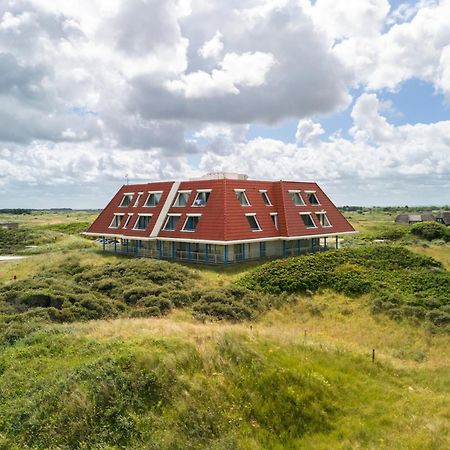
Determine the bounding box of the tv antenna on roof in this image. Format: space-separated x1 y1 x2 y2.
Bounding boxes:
125 174 129 185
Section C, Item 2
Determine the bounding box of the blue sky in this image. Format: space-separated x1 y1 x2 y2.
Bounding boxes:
0 0 449 208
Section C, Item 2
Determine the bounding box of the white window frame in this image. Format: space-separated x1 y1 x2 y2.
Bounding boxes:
245 212 262 232
299 212 317 228
182 213 201 232
119 193 134 207
288 190 306 206
234 189 251 206
192 189 212 207
122 213 134 229
163 213 181 231
259 189 272 206
316 211 332 227
109 213 124 228
305 190 320 205
270 212 279 230
144 191 163 207
173 190 192 207
133 192 143 207
132 213 153 231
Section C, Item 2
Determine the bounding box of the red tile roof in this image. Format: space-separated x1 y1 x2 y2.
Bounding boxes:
86 178 355 243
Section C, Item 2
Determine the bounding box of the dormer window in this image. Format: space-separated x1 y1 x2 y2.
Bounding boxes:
182 214 200 232
289 190 305 206
316 212 331 227
133 214 152 230
260 190 272 206
246 213 262 231
192 190 211 207
144 191 162 207
270 212 279 230
133 192 143 207
235 189 250 206
300 212 316 228
306 191 320 205
119 193 133 207
173 191 191 207
163 214 180 231
109 214 124 228
122 214 133 229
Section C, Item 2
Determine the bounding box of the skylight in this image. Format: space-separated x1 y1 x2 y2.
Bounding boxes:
270 213 278 230
122 214 133 228
260 190 272 206
300 213 316 228
316 212 331 227
144 192 162 207
289 191 305 206
133 193 142 207
173 191 191 207
192 191 210 207
133 215 151 230
109 214 124 228
307 192 320 205
119 194 133 207
246 214 262 231
182 215 200 231
163 215 180 231
235 190 250 206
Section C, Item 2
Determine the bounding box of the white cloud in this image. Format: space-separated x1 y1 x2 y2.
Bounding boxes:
0 0 449 207
198 31 224 59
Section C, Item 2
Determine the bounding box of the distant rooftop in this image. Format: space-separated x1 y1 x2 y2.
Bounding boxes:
190 172 249 181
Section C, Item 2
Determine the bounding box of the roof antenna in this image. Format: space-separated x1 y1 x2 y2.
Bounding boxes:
125 174 129 185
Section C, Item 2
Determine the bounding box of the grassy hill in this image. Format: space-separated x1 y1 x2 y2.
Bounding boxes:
0 210 449 449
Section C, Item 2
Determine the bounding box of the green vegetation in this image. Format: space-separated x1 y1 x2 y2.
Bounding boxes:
238 246 450 330
410 221 450 242
0 322 448 450
0 209 448 449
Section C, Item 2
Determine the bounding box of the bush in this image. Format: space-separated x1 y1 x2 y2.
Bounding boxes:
410 222 450 241
238 245 450 328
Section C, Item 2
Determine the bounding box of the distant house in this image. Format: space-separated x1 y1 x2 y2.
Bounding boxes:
395 212 450 226
0 222 19 229
86 172 356 264
395 214 435 225
436 211 450 226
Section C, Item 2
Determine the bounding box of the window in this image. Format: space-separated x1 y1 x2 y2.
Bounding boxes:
306 191 320 205
270 213 279 230
119 194 133 207
163 215 180 231
145 192 162 207
173 191 191 207
316 212 331 227
300 213 316 228
182 215 200 232
235 190 250 206
192 191 211 207
122 214 133 228
133 214 152 230
289 191 305 206
133 193 143 207
260 190 272 206
246 214 262 231
109 214 124 228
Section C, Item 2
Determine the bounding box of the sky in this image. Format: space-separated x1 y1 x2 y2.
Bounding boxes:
0 0 449 208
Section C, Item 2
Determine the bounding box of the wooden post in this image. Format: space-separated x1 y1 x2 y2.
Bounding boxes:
372 349 375 363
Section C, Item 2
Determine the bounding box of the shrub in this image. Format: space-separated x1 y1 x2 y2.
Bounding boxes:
410 222 450 241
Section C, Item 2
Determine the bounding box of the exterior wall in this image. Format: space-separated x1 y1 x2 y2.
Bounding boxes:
103 236 339 264
87 176 356 266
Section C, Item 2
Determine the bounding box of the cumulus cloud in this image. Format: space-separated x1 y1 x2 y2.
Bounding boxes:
198 31 223 59
196 93 450 204
0 0 449 207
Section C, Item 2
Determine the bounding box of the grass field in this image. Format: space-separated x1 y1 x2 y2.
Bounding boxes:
0 209 449 449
